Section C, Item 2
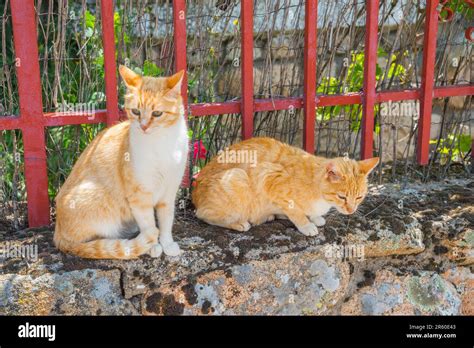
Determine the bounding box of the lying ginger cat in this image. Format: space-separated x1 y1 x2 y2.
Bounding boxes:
192 137 378 237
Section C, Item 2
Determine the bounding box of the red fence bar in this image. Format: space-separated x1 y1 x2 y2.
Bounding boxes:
433 85 474 98
255 97 303 112
318 93 361 107
241 0 254 139
10 1 50 227
101 0 120 126
417 0 439 165
303 0 317 153
187 84 473 117
173 0 190 187
360 0 379 160
173 0 188 112
191 101 241 116
377 89 420 103
0 115 22 131
4 85 467 131
44 111 108 127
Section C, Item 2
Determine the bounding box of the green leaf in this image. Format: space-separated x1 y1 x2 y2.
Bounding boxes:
84 10 96 30
458 134 472 153
377 47 388 57
143 60 163 77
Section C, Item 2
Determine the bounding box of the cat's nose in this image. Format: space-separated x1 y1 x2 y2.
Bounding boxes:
140 123 149 131
346 205 356 214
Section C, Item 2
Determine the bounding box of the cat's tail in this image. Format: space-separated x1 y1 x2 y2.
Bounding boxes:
54 232 155 260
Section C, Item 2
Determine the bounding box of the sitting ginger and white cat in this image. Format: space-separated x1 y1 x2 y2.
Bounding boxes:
54 66 188 259
192 137 379 237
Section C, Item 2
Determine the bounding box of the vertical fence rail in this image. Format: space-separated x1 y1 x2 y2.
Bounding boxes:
10 0 50 227
241 0 254 139
173 0 188 111
173 0 190 187
303 0 317 153
417 0 439 165
101 0 120 126
361 0 379 159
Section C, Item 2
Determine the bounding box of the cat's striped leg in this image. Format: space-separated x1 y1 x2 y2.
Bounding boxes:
127 191 159 257
155 199 181 257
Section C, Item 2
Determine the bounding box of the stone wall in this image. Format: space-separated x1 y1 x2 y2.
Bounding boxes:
1 179 472 315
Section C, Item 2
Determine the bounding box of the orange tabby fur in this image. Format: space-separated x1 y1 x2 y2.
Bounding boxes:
192 137 379 237
54 66 188 259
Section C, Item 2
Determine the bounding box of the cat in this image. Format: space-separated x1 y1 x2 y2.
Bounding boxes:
54 65 189 259
192 137 379 237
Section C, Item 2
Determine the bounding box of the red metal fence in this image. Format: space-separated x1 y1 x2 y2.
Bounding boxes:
1 0 473 228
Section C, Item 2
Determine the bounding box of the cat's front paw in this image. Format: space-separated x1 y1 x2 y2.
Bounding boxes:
230 221 251 232
143 227 160 245
298 223 319 236
149 244 163 258
162 241 182 257
311 216 326 227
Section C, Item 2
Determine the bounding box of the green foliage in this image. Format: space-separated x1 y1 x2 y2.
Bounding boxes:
114 10 130 45
430 134 472 164
84 9 96 31
0 131 25 201
143 60 163 77
441 0 474 19
316 48 406 132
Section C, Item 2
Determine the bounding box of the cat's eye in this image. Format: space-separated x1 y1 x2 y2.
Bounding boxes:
131 108 141 116
152 111 163 118
337 194 346 200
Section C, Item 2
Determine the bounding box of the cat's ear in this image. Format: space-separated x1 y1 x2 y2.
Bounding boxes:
326 162 343 183
358 157 379 176
119 65 142 89
165 70 185 98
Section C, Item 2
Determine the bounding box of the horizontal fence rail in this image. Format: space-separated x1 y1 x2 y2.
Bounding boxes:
0 0 473 227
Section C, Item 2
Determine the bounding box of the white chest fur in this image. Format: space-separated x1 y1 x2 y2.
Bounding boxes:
129 118 189 202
